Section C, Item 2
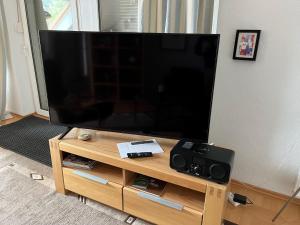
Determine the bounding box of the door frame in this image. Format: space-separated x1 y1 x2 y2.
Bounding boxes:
18 0 99 118
19 0 49 117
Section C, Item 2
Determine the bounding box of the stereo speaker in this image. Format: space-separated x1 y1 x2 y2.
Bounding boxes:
170 139 235 184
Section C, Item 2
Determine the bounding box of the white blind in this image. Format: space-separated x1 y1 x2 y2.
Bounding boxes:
100 0 139 32
119 0 139 32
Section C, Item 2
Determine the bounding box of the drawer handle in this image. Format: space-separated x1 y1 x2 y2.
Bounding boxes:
73 170 108 185
138 192 183 211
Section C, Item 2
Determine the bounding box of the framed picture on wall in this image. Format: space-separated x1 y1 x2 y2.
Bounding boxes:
233 30 261 61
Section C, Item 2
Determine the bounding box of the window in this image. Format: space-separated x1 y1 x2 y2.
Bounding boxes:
100 0 139 32
42 0 75 30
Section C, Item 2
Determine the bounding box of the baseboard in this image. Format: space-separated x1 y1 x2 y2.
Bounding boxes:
32 113 49 120
0 112 13 120
231 179 300 206
295 170 300 198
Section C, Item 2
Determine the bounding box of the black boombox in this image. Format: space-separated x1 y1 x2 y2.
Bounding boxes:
170 139 235 184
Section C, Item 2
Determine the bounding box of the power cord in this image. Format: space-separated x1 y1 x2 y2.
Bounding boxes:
228 192 254 207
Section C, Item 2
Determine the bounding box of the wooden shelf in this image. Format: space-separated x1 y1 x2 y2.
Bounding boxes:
163 183 205 212
63 163 123 185
50 129 229 225
125 174 205 212
63 167 123 210
123 187 203 225
125 173 166 196
57 129 225 193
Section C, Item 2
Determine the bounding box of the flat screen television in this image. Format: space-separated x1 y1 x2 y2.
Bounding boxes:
40 31 219 141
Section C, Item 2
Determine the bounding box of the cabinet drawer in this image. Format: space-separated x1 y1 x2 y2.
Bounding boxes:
63 167 123 210
123 187 202 225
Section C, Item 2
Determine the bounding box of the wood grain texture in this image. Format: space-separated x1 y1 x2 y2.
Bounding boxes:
123 187 203 225
63 163 123 185
32 113 49 120
162 183 205 212
49 138 66 194
0 113 48 126
52 128 228 225
231 179 300 206
225 182 300 225
202 183 228 225
63 167 123 210
122 169 136 186
0 113 23 126
57 128 228 193
125 173 166 196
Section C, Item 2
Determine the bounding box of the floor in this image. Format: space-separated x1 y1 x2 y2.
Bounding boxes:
0 113 23 126
1 114 300 225
0 147 138 225
225 182 300 225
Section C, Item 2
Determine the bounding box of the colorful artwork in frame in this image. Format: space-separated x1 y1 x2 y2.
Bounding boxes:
233 30 261 61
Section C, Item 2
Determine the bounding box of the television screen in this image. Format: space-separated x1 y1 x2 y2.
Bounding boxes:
40 31 219 141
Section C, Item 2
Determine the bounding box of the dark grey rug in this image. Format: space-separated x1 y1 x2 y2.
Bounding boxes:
0 116 66 166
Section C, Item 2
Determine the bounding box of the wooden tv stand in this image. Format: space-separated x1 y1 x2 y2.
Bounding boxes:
49 129 229 225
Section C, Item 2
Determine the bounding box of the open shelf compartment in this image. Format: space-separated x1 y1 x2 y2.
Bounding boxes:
123 171 205 212
62 153 123 185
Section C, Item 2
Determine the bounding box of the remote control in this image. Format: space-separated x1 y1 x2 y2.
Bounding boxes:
127 152 153 158
131 140 154 145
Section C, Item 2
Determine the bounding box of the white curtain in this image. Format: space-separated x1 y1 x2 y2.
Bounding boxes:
139 0 214 33
25 0 49 110
0 1 7 119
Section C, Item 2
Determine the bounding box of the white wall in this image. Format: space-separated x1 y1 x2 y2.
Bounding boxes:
209 0 300 195
2 0 35 115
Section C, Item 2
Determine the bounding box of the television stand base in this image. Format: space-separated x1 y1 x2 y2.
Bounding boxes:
58 127 73 140
50 128 229 225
